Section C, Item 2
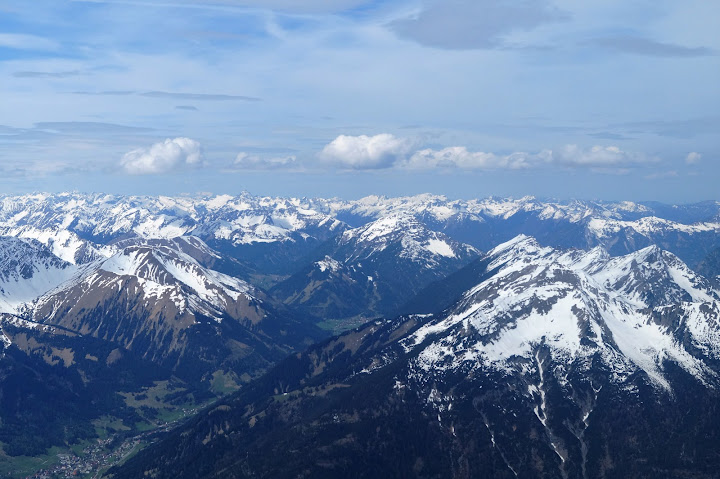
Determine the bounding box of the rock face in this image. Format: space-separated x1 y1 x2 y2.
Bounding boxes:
697 246 720 283
111 236 720 479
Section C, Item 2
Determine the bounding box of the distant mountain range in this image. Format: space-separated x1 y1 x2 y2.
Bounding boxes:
0 192 718 476
1 192 719 323
1 193 719 268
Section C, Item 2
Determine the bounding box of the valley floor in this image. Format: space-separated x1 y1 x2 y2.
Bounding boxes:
1 407 200 479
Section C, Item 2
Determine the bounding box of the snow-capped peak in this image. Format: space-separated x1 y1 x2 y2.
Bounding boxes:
339 214 478 268
403 236 720 392
33 243 255 325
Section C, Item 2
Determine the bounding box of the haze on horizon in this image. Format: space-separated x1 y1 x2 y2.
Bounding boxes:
0 0 718 202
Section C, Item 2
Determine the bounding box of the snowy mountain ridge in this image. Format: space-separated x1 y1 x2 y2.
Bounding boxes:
402 235 720 393
2 235 324 377
0 237 79 314
331 193 720 225
339 214 478 268
0 192 345 265
1 193 718 261
269 214 481 321
32 242 257 327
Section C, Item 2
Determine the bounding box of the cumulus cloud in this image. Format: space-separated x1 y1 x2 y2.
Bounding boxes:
401 146 551 170
401 145 649 170
685 152 702 165
121 137 203 175
319 134 414 169
233 152 297 170
319 134 654 172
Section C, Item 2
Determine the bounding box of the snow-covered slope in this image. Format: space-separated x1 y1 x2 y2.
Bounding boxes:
403 236 720 391
1 193 718 269
338 214 478 268
0 237 77 313
332 194 720 226
25 240 321 370
35 243 254 324
328 194 720 266
0 192 343 249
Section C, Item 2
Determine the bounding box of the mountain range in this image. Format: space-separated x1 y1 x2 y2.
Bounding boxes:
0 192 718 477
110 236 720 479
1 192 718 322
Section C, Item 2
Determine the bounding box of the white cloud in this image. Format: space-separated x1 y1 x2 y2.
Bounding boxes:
553 145 653 167
401 146 550 170
120 137 203 175
685 152 702 164
319 134 414 169
233 152 297 170
318 135 655 172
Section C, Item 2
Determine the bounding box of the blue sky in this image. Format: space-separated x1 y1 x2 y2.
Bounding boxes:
0 0 718 202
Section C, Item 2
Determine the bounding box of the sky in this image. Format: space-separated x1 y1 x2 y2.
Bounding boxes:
0 0 718 202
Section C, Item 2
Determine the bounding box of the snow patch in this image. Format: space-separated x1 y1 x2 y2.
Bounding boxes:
316 256 342 273
425 239 455 258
